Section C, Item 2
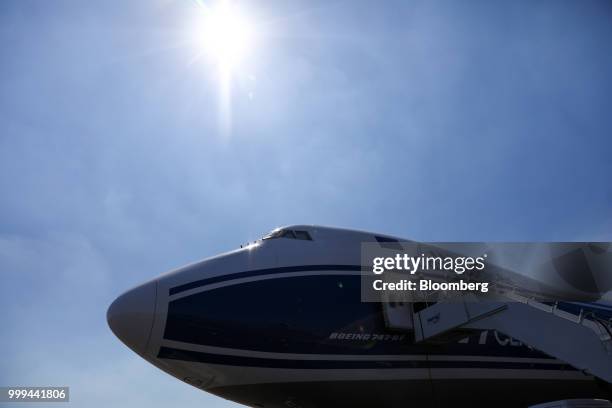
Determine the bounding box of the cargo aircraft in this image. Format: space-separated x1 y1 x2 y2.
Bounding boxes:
108 225 612 407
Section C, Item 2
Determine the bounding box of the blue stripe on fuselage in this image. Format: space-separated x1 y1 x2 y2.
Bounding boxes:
169 264 362 295
157 346 575 370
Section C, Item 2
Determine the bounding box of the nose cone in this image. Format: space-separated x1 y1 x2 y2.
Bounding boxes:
107 280 157 355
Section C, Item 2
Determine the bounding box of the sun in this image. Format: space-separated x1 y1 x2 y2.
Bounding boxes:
194 0 255 73
189 0 258 135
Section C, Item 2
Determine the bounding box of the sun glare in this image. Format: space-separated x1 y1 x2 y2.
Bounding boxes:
196 0 255 72
190 0 257 136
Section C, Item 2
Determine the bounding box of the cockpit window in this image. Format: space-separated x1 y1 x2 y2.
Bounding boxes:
281 230 296 239
262 229 283 240
294 230 312 240
262 228 313 241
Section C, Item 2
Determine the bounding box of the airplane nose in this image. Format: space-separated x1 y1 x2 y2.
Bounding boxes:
107 280 157 355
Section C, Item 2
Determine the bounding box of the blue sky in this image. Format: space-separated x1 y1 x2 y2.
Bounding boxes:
1 0 611 406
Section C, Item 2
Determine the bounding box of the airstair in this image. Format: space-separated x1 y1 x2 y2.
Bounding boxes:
383 292 612 382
